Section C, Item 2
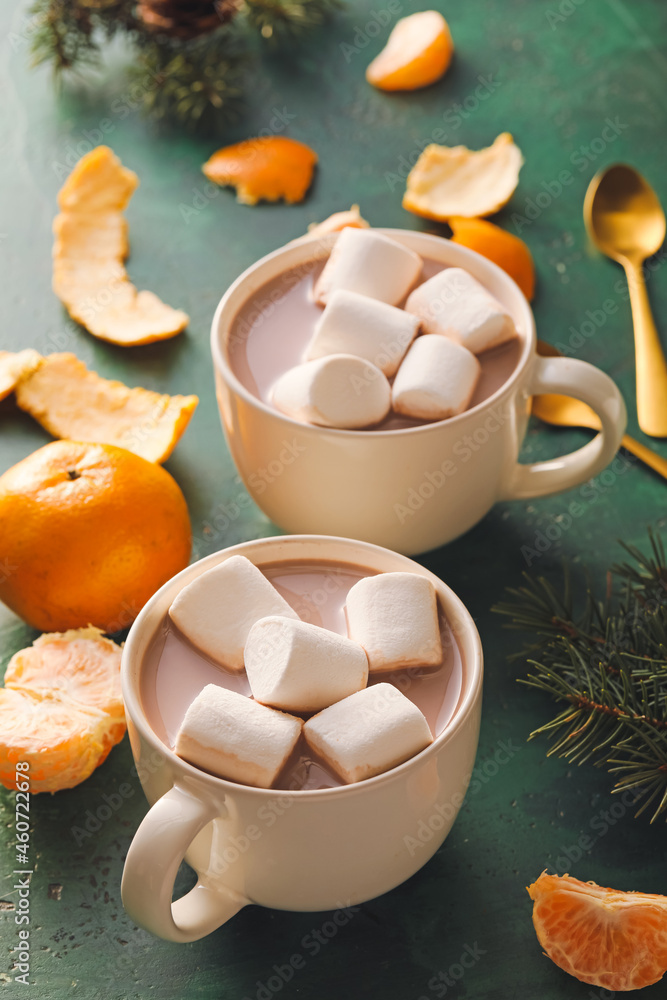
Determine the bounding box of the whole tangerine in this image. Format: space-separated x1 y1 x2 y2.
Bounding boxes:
0 440 191 632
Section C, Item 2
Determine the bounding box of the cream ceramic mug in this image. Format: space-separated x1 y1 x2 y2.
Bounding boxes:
211 230 627 555
120 534 483 942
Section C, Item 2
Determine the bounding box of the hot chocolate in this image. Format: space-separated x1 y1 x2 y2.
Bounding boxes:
140 558 464 791
227 255 523 431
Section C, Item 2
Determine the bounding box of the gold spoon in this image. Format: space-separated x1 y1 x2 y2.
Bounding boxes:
533 340 667 480
584 163 667 437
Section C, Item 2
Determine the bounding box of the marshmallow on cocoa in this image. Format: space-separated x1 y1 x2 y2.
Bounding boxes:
391 334 480 420
405 267 516 354
245 615 369 713
175 684 302 788
271 354 391 429
169 554 299 672
345 572 442 672
314 229 422 307
303 683 433 783
306 289 419 376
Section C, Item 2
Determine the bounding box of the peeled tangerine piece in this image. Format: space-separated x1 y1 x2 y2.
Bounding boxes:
345 572 442 673
0 349 42 402
405 268 516 354
314 228 422 307
306 290 419 376
169 555 299 673
366 11 454 92
303 683 433 784
392 335 480 420
449 217 536 301
202 136 318 206
403 132 524 221
0 627 126 794
175 684 302 789
245 616 369 713
54 146 189 345
14 352 198 464
271 354 391 429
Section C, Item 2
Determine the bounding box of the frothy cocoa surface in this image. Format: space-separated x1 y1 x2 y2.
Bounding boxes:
140 559 465 790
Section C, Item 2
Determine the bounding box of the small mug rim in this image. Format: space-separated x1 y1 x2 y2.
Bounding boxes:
210 228 536 439
121 534 484 801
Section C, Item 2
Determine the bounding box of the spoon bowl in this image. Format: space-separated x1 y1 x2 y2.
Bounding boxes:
584 163 667 437
584 164 666 264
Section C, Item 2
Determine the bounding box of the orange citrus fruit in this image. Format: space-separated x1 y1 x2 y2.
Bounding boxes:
528 871 667 991
0 440 191 632
449 217 536 300
366 11 453 91
0 627 126 793
202 136 318 206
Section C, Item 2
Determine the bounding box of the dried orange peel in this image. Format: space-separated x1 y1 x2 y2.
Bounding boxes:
0 349 42 402
449 217 536 299
366 11 453 91
403 132 524 221
53 146 189 346
290 205 369 244
203 136 318 206
528 871 667 991
14 352 198 464
0 627 126 794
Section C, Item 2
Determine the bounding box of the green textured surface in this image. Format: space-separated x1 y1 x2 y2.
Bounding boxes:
1 0 667 995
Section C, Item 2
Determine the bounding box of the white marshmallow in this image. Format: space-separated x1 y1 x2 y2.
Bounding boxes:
169 554 299 672
245 616 369 713
303 683 432 783
392 334 480 420
405 267 516 354
175 684 302 788
305 289 419 377
314 229 422 307
271 354 391 429
345 572 442 673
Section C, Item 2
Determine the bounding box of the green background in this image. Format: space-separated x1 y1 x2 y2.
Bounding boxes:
1 0 666 995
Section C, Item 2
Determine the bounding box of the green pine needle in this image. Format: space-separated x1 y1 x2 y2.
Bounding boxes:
28 0 343 125
493 529 667 822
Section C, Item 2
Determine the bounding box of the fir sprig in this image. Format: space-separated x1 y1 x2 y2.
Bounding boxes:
241 0 344 42
28 0 342 126
494 530 667 821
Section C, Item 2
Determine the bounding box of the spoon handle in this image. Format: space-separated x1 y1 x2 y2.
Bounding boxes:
624 259 667 437
621 433 667 480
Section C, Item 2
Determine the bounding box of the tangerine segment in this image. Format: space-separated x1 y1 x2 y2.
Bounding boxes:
15 352 198 464
54 146 189 345
0 688 125 794
203 136 318 206
0 440 191 633
4 627 124 721
403 132 523 221
366 11 453 91
0 350 43 402
528 872 667 991
449 217 536 300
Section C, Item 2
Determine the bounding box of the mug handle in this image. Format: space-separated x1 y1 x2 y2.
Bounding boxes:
121 784 248 942
499 354 627 501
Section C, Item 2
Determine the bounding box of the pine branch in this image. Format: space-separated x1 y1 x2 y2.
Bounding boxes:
132 29 247 126
28 0 344 125
29 0 99 72
493 529 667 821
242 0 343 41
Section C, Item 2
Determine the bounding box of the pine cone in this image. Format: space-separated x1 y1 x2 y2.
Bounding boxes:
136 0 241 39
